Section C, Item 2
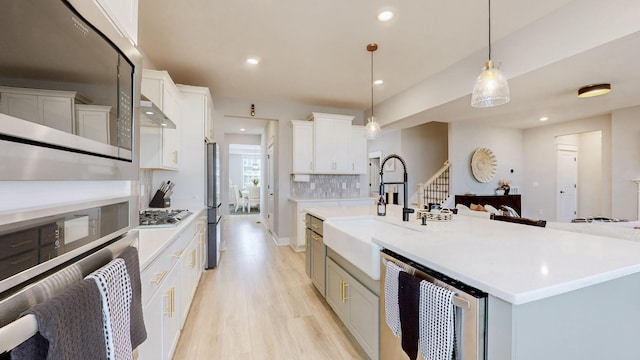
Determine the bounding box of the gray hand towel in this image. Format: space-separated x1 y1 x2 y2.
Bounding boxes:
118 246 147 348
11 279 107 360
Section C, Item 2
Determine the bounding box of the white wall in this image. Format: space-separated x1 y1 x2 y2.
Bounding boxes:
449 121 524 199
611 106 640 220
578 131 603 217
522 115 611 220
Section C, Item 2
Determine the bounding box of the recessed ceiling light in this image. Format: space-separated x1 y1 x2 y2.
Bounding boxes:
539 116 549 122
378 10 394 22
240 128 246 132
374 80 384 85
145 110 154 115
578 83 611 98
246 58 259 65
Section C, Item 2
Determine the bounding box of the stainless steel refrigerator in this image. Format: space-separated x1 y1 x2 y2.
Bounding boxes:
206 142 222 269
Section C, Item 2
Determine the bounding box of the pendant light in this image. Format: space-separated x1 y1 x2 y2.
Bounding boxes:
365 43 381 139
471 0 510 108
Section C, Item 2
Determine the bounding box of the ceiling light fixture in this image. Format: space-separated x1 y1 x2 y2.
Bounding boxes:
374 79 384 85
240 128 246 132
365 43 381 140
247 58 259 65
250 104 255 117
578 83 611 98
471 0 510 108
539 116 549 122
377 10 394 22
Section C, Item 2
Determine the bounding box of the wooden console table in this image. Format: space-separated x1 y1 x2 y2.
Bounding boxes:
454 194 521 215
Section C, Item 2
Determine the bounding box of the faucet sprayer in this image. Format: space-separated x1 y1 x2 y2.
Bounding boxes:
379 154 414 221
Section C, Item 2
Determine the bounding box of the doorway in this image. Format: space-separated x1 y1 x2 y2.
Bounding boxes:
266 142 275 233
555 131 603 221
368 151 382 196
557 145 577 222
228 143 261 215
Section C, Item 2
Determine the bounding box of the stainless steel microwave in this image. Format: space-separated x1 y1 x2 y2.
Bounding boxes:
0 0 142 180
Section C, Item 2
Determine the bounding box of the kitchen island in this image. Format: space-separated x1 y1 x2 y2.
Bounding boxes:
311 205 640 359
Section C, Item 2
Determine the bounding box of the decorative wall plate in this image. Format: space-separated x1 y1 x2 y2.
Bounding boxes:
471 148 497 183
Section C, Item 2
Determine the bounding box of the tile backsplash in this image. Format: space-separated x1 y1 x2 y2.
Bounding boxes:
290 174 361 199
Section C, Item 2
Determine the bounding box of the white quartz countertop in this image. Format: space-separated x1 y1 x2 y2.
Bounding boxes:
137 207 206 269
310 205 640 305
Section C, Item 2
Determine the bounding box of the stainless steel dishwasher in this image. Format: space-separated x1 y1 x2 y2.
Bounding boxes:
380 249 488 360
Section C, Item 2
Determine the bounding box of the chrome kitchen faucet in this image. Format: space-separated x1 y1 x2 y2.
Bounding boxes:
379 154 414 221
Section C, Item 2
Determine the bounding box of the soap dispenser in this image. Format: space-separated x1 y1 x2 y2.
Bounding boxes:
377 193 386 216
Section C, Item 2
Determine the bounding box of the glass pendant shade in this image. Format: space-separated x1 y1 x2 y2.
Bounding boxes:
471 60 510 107
365 116 381 139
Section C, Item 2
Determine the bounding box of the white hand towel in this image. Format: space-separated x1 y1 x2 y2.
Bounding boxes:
384 261 402 337
86 258 133 360
419 281 456 360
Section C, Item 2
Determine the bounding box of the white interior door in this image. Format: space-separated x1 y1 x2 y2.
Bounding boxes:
267 143 275 233
557 147 578 222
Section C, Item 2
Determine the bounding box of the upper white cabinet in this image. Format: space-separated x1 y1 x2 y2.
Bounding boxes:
140 70 182 170
177 85 214 142
291 120 314 174
94 0 139 44
313 113 353 173
0 86 82 134
350 125 367 174
291 113 367 175
75 104 112 143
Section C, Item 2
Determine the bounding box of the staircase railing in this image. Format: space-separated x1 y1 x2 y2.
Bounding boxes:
417 160 450 210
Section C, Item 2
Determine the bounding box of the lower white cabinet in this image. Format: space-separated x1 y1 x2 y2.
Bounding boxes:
138 217 203 360
326 257 379 360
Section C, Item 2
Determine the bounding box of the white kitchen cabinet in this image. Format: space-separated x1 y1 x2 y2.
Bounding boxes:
291 120 314 174
350 125 368 174
175 86 214 142
94 0 139 44
75 104 111 143
0 86 82 134
179 223 200 327
326 257 379 360
138 215 202 360
138 254 180 360
140 70 182 170
312 113 353 173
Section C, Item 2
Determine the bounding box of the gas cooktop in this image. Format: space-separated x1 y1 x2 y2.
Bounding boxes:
139 209 192 228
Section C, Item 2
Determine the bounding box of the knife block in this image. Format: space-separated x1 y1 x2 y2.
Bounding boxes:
149 190 170 208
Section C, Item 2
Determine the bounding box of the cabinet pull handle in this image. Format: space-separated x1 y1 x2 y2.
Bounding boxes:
311 224 320 229
341 280 349 303
163 289 172 317
151 271 167 284
172 250 183 258
189 250 196 267
339 280 344 300
171 288 175 316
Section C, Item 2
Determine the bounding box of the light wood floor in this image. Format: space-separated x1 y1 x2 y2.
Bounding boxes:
172 215 368 359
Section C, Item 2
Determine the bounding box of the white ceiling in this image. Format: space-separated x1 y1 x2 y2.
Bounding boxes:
138 0 640 132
